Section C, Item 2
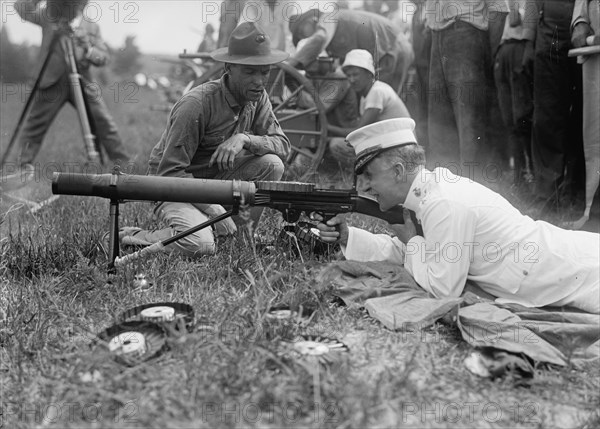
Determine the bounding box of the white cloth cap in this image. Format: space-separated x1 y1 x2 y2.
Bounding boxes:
341 49 375 75
346 118 418 173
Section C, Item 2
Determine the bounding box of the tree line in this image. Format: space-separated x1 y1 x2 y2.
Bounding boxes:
0 27 142 83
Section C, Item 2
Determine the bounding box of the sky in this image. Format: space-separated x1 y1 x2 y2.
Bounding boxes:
1 0 370 56
1 0 224 55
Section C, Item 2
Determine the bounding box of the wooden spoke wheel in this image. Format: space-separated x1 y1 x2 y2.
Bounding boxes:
267 62 328 180
182 59 329 181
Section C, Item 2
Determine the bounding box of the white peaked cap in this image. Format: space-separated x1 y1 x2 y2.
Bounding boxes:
341 49 375 75
346 118 418 173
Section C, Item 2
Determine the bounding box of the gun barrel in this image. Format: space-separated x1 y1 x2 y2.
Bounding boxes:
51 173 256 205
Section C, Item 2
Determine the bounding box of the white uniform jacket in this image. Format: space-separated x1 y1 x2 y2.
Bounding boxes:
343 168 600 310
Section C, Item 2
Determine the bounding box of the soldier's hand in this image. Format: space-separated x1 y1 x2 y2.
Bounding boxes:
75 32 91 46
521 40 535 76
209 133 246 171
572 22 592 48
310 213 349 246
389 209 417 244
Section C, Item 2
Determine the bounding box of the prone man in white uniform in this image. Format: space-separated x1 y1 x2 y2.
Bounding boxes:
315 118 600 314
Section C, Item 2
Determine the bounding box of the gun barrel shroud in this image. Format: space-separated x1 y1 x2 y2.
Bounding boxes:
52 172 257 205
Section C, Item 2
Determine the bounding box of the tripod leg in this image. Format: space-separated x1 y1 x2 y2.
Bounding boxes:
61 36 102 166
1 34 61 169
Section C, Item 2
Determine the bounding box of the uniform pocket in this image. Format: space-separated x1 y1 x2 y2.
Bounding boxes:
492 260 529 295
202 134 225 149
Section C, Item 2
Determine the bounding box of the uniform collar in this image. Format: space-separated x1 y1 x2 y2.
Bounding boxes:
221 74 242 111
403 167 435 212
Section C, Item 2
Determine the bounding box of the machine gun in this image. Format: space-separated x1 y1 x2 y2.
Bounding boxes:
52 170 413 270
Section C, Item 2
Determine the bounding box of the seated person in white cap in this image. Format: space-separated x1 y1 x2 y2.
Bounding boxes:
117 22 291 257
293 39 360 133
328 49 411 163
315 118 600 314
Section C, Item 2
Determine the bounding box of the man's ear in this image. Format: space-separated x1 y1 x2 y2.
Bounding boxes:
393 163 405 181
224 63 231 73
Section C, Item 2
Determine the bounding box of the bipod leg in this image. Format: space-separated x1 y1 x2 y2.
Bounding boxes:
107 198 120 274
112 209 237 268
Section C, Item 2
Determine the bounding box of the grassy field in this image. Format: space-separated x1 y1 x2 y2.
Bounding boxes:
1 70 599 429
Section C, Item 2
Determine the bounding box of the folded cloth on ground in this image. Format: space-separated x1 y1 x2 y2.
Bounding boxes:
316 260 422 304
459 303 600 366
366 292 462 330
457 303 568 366
317 261 600 366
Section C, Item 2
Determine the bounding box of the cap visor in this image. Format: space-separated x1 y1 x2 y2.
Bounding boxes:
354 142 418 174
354 152 380 174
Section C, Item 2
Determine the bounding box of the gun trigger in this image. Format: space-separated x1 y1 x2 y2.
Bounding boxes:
309 211 323 222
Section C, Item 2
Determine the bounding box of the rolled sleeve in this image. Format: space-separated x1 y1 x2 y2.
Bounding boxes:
293 32 328 66
571 0 589 29
292 19 335 66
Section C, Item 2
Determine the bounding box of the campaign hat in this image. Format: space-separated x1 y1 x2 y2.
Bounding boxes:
211 22 289 65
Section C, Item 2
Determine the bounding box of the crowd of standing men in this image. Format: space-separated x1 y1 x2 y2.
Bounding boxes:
396 0 597 230
411 0 598 230
214 0 598 230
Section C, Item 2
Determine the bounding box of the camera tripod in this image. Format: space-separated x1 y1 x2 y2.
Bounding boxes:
0 24 103 172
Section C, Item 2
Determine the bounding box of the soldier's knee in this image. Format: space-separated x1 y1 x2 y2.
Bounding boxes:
257 154 285 181
269 156 285 180
173 228 216 257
